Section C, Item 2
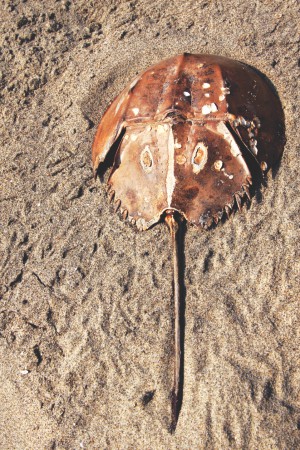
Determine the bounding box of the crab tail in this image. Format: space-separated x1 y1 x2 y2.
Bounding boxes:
165 211 184 433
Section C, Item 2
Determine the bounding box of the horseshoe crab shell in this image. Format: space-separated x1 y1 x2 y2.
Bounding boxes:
92 53 285 229
92 53 285 432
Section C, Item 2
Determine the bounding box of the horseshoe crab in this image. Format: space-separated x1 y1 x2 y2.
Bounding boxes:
92 53 285 431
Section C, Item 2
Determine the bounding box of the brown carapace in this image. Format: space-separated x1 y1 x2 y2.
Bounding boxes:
92 53 285 432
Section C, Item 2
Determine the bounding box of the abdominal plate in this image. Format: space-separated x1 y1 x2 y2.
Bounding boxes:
107 124 170 228
170 122 251 225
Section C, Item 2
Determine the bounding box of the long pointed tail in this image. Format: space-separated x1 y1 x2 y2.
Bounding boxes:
165 211 184 433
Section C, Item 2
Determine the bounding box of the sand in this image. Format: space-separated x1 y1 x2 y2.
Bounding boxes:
0 0 299 448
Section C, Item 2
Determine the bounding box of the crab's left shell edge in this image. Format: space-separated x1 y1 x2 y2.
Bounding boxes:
92 84 135 174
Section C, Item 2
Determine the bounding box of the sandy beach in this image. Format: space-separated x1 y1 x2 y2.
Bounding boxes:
0 0 299 448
